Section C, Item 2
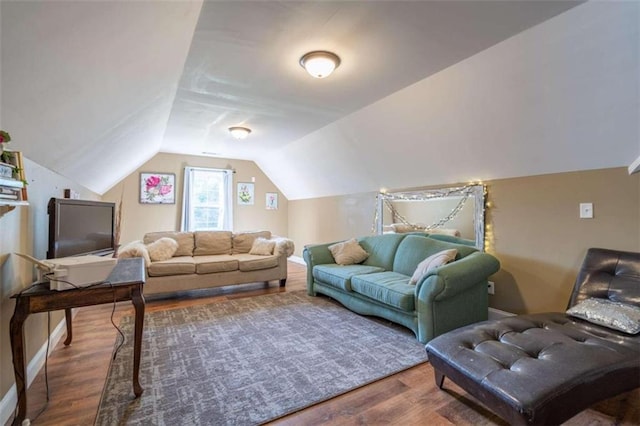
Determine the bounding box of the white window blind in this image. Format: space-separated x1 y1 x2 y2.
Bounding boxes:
181 167 233 231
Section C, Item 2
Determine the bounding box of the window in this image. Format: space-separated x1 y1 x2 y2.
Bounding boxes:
181 167 233 231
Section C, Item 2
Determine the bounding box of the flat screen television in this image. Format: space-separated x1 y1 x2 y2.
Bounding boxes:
47 198 116 259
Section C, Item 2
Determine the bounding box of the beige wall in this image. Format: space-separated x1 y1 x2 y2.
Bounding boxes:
288 167 640 314
487 167 639 314
1 158 100 400
103 153 288 245
288 191 377 250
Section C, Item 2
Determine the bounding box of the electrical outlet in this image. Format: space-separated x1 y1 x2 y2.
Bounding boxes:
487 281 495 295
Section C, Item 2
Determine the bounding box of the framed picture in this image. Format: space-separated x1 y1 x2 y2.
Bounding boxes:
140 172 175 204
266 192 278 210
237 182 254 205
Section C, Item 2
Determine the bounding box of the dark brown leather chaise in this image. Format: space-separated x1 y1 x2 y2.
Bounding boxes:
425 248 640 425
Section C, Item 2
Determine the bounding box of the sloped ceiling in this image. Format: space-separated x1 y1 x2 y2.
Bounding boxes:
1 1 638 199
1 1 203 191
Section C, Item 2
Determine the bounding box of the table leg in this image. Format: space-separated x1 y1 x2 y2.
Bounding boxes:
131 284 145 397
10 298 30 426
64 308 73 345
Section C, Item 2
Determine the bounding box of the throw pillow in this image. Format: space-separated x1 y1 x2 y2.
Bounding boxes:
409 249 458 285
328 239 369 265
117 240 151 267
146 237 179 262
566 298 640 335
232 231 272 254
249 237 276 256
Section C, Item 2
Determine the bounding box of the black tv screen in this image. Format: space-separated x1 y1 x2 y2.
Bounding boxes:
47 198 116 259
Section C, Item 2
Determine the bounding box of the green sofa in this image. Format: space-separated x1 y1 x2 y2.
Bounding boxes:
303 234 500 343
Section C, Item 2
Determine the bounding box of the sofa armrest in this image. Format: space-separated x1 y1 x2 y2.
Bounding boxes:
415 252 500 302
303 242 339 295
303 242 338 267
117 240 151 267
271 237 295 257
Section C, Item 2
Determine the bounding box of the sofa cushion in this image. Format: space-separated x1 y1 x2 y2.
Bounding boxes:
351 271 415 312
427 234 476 247
328 239 369 265
147 256 196 277
313 264 385 292
194 231 232 256
194 255 239 274
393 235 476 276
359 233 407 271
144 231 195 257
233 231 272 254
235 253 279 271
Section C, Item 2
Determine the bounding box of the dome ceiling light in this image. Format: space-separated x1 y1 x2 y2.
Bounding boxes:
299 51 341 79
228 126 252 139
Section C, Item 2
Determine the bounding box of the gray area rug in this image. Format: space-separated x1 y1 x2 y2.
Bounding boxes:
96 291 427 425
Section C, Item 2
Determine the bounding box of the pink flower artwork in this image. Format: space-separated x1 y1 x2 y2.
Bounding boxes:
140 173 175 204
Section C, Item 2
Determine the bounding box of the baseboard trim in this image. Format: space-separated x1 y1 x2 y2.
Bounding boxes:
288 255 306 266
0 313 69 426
488 307 516 320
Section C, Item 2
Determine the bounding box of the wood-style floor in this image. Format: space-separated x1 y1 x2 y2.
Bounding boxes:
9 261 639 425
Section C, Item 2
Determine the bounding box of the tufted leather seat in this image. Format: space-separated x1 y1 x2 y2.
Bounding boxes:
426 248 640 425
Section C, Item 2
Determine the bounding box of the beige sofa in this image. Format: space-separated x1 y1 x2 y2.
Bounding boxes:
118 230 294 296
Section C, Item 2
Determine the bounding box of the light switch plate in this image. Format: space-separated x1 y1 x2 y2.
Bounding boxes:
580 203 593 219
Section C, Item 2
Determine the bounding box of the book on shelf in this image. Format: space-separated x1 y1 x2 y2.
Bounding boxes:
0 176 24 189
0 185 20 194
0 192 19 200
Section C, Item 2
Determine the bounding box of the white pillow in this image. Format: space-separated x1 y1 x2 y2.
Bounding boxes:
409 249 458 284
146 237 179 262
567 298 640 335
328 239 369 265
117 240 151 267
249 237 276 256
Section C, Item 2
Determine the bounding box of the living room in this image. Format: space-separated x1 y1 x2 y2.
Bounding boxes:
1 1 639 425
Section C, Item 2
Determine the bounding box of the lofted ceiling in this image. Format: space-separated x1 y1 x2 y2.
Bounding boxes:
1 1 638 199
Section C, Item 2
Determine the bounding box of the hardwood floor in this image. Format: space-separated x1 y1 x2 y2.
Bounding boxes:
9 261 639 425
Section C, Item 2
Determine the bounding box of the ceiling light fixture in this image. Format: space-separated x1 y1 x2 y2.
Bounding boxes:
299 51 341 79
228 126 252 139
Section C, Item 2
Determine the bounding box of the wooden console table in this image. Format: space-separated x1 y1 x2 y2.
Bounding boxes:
9 257 146 426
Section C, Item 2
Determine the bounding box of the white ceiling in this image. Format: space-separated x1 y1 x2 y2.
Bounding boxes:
2 1 638 199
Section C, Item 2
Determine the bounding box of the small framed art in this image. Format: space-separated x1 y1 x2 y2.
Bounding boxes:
140 172 175 204
266 192 278 210
237 182 254 205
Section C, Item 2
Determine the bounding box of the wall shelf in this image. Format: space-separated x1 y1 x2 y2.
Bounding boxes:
0 200 29 214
